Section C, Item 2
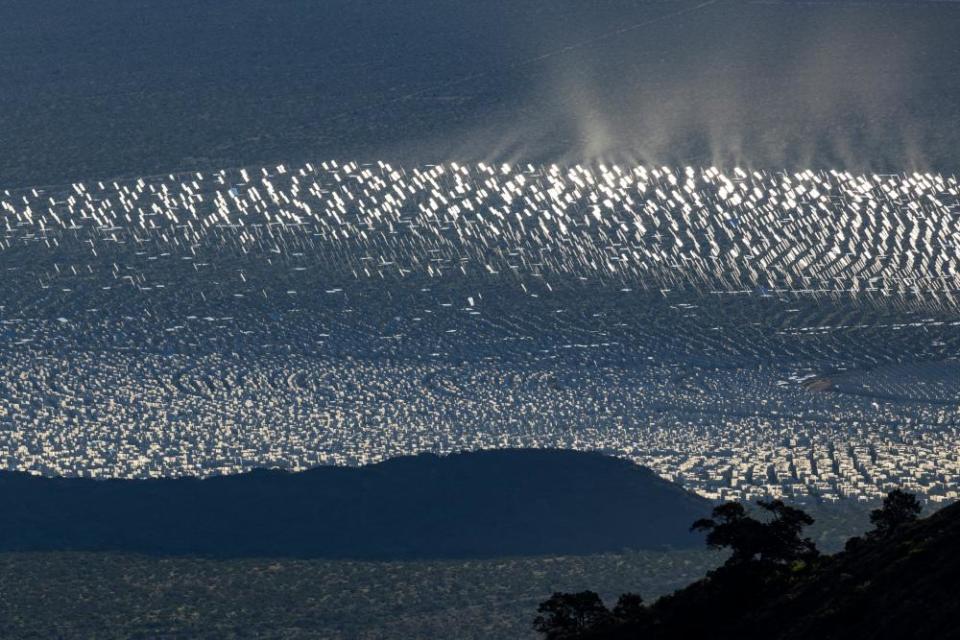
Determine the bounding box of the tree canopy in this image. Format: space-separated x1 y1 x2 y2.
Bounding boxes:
533 591 612 639
868 489 922 539
691 499 817 567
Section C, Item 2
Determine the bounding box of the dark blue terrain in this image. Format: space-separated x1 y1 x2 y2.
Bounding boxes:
0 449 711 558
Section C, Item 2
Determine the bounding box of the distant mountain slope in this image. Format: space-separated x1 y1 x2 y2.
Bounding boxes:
588 499 960 640
0 449 710 559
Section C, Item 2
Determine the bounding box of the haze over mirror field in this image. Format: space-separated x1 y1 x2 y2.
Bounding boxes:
2 0 960 187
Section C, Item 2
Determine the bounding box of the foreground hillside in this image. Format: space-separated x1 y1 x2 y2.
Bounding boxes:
0 449 710 558
729 499 960 640
551 497 960 640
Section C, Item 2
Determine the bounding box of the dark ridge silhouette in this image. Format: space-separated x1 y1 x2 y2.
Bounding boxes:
0 449 710 559
539 494 960 640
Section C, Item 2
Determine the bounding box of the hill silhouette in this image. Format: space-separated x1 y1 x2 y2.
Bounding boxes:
547 496 960 640
0 449 710 559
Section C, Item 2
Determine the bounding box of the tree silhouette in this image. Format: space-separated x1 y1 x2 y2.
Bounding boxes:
691 499 817 566
533 591 611 639
691 502 761 564
756 498 818 564
612 592 649 626
868 489 922 539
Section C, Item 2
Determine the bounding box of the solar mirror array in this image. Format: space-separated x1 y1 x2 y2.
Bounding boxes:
2 161 959 502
